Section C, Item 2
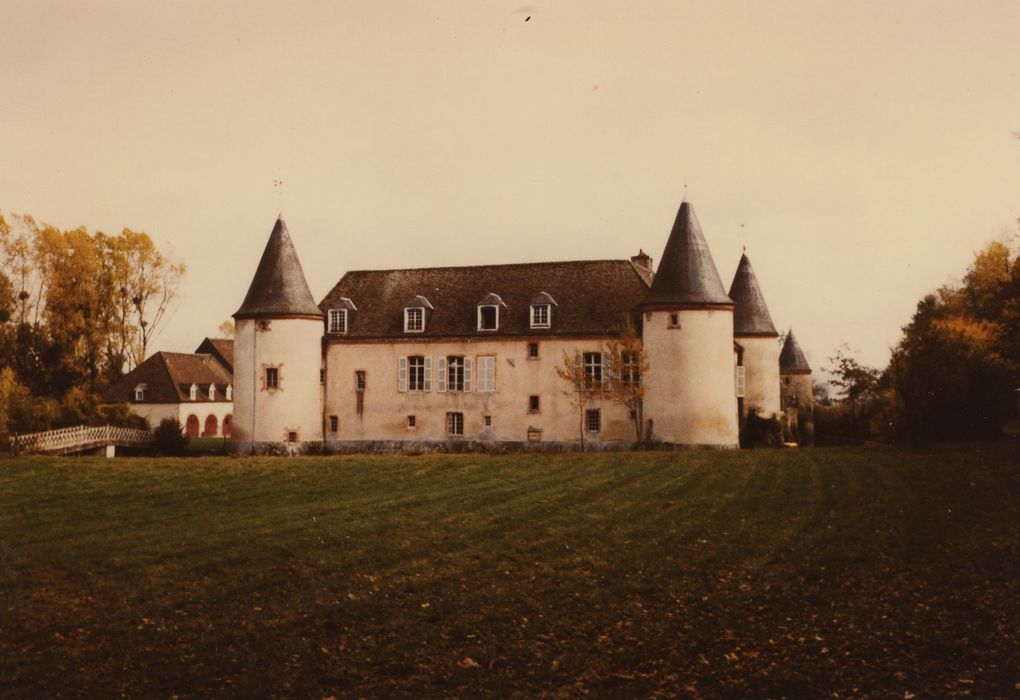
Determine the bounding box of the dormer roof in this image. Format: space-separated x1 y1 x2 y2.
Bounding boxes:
405 295 434 310
478 292 507 308
779 329 812 373
729 253 778 336
644 202 733 307
234 217 323 320
530 291 558 307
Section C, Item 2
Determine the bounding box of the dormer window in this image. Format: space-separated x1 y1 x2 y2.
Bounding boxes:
477 293 506 332
327 297 357 334
208 384 216 401
405 307 423 332
328 309 347 334
529 292 557 329
189 383 198 401
134 384 147 401
403 295 433 333
225 384 232 401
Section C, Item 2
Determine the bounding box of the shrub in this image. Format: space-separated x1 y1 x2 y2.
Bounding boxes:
152 417 188 456
739 412 783 448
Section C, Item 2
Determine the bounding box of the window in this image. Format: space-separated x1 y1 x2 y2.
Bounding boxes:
529 395 540 413
407 415 417 429
328 308 347 334
287 431 298 443
320 369 325 384
133 384 146 401
330 415 338 433
478 305 498 331
189 383 198 401
355 370 366 391
399 356 430 392
735 365 746 398
446 412 464 436
668 313 680 329
404 307 424 332
530 304 550 328
586 409 601 433
440 356 471 392
484 415 492 428
621 352 641 388
208 384 216 401
265 367 279 390
476 355 495 392
225 384 232 401
257 320 271 332
528 342 539 359
583 352 604 384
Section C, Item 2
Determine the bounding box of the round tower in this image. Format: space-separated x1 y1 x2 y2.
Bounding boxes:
779 328 814 445
641 202 739 447
232 217 324 454
729 252 781 423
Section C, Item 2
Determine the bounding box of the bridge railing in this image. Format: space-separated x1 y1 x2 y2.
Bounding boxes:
11 425 153 455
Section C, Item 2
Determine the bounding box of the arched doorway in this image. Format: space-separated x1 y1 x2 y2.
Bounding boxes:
223 414 233 438
185 414 200 437
203 414 218 437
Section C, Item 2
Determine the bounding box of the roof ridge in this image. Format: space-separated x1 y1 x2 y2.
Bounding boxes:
340 259 635 275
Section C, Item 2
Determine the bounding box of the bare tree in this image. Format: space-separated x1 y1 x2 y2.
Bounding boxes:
601 324 649 442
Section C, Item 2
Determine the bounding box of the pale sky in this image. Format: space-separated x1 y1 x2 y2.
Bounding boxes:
3 1 1019 374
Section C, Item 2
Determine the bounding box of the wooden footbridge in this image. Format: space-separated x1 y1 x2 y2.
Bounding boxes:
10 425 153 456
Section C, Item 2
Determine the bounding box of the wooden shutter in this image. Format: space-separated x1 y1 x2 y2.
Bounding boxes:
437 357 447 392
398 357 407 392
735 365 746 398
424 356 432 392
464 357 472 392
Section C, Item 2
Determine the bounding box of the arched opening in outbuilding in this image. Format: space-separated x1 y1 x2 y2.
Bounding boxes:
223 414 233 437
185 414 200 437
203 414 218 437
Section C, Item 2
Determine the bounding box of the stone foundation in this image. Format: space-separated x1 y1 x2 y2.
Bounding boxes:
232 438 739 455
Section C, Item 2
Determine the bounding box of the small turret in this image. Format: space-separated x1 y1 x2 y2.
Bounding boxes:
640 201 738 447
232 217 324 454
779 329 814 445
728 253 780 423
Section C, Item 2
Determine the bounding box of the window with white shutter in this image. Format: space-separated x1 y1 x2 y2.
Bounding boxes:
398 357 408 392
735 365 746 398
437 357 447 392
476 355 495 392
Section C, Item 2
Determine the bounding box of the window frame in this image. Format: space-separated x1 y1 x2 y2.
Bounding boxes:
134 384 146 401
404 307 424 333
328 308 348 334
189 383 198 401
446 411 464 436
583 352 604 384
530 303 551 329
585 408 601 433
407 414 417 429
528 395 541 414
621 352 641 388
527 342 539 360
476 355 496 393
355 370 366 392
477 304 499 331
407 356 426 392
265 367 279 390
329 415 338 433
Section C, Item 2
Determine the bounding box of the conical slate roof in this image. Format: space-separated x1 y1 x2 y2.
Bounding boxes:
644 202 733 307
779 329 811 373
234 217 323 319
729 253 778 336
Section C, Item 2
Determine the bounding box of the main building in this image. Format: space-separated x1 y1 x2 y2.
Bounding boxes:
230 201 812 453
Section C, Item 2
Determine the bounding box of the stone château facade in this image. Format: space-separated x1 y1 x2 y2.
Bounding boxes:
230 201 812 453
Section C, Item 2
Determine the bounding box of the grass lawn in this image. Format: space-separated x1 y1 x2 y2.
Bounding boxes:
1 445 1017 698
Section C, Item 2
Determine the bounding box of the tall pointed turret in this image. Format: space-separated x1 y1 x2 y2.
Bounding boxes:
780 329 811 373
728 252 780 423
729 253 777 336
640 201 739 448
234 217 323 320
231 218 324 454
645 202 732 307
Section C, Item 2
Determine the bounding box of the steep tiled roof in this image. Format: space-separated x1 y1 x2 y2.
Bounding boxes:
779 329 812 373
729 253 778 336
102 351 233 404
194 338 234 372
234 217 323 319
645 202 732 307
319 260 652 339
